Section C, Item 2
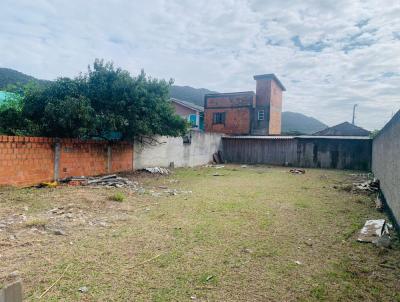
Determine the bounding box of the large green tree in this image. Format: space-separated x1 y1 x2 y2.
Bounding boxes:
3 60 187 139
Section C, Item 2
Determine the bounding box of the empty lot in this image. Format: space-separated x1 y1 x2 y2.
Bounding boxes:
0 165 399 301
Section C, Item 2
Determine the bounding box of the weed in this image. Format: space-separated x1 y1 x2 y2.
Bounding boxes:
109 192 125 202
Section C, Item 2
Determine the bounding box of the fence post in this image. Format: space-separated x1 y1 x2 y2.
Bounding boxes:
53 142 61 181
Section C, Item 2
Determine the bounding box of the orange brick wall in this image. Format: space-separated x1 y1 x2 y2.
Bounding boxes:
268 80 282 135
0 136 133 186
204 93 254 135
110 142 134 173
0 136 55 186
204 108 251 135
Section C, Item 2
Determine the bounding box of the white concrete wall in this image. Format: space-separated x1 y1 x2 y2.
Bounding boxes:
134 131 222 169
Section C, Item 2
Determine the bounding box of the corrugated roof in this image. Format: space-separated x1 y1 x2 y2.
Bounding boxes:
170 98 204 112
222 135 371 140
313 122 370 136
223 136 294 139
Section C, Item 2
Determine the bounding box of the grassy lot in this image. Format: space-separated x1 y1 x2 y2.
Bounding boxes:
0 165 399 301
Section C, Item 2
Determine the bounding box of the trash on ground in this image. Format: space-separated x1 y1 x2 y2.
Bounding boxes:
37 181 58 188
144 167 170 175
357 219 391 246
212 173 225 177
289 168 305 174
78 286 89 293
353 179 380 193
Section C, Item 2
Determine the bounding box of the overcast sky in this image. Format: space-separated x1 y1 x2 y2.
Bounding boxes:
1 0 400 129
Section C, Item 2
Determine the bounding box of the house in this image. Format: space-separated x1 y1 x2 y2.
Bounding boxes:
313 122 370 136
204 74 285 135
170 98 204 130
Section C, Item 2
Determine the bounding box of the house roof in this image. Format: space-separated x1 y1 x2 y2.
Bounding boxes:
170 98 204 112
253 74 286 91
313 122 370 136
223 135 371 140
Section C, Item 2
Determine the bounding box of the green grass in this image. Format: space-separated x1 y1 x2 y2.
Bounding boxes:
109 191 125 202
0 165 399 301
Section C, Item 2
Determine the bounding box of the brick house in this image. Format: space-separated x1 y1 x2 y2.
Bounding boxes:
170 98 204 130
204 74 285 135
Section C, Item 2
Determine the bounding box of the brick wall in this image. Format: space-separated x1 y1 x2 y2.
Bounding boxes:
204 108 251 135
0 136 55 186
0 136 133 186
204 92 254 135
268 80 282 135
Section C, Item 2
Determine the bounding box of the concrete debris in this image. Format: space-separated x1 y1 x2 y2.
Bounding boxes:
0 280 23 302
357 219 391 246
214 165 225 169
61 174 141 190
353 179 380 193
241 165 248 168
375 194 384 211
78 286 89 293
289 168 305 174
373 234 391 248
144 167 170 175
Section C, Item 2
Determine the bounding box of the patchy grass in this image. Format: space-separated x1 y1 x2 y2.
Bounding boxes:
0 165 399 301
109 192 125 202
24 218 48 228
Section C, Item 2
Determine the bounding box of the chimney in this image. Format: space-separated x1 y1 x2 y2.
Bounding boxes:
253 74 285 135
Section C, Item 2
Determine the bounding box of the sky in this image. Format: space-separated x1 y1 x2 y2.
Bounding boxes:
1 0 400 129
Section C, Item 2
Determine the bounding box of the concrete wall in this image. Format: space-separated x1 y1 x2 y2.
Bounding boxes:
134 131 222 169
372 110 400 226
223 136 372 170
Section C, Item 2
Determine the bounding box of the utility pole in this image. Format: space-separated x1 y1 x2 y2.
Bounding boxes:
352 104 358 125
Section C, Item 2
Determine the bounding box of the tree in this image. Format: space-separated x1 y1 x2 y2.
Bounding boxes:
2 59 188 140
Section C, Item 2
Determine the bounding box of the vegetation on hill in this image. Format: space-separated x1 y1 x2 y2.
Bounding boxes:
282 111 327 135
0 68 49 90
0 60 187 139
169 85 216 107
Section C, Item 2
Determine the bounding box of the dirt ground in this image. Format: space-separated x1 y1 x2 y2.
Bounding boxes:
0 165 399 301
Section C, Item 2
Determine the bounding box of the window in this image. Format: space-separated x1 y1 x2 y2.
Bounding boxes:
258 110 265 121
213 112 226 124
188 114 197 127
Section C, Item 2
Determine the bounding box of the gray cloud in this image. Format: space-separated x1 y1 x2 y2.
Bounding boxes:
0 0 399 129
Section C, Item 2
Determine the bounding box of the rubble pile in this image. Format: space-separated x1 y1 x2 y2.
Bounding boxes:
62 174 140 189
143 167 170 175
353 178 380 193
289 168 306 174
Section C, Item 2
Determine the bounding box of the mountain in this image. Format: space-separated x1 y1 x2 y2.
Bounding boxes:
0 68 49 89
169 85 216 107
282 111 327 135
0 68 327 134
